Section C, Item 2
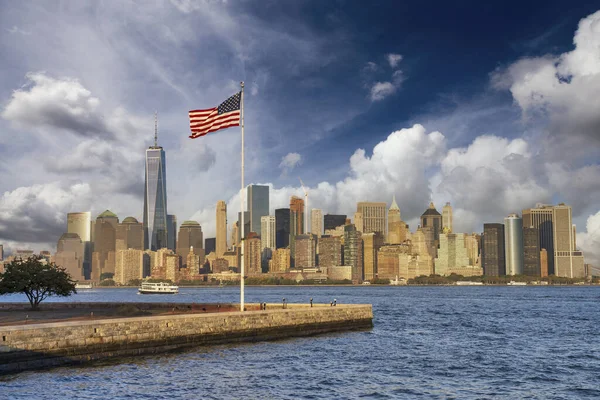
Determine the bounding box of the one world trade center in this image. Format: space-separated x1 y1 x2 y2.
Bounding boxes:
143 114 168 250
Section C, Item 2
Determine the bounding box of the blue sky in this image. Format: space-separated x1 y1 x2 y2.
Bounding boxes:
0 1 599 264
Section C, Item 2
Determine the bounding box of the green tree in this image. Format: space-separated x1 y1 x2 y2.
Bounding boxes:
0 257 77 310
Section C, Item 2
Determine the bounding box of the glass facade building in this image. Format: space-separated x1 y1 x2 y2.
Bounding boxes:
247 185 269 236
143 147 168 250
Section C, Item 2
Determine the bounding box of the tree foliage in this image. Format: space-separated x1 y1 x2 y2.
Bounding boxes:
0 257 77 310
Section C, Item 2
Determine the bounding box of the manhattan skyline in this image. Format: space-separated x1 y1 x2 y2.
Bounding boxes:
0 2 599 268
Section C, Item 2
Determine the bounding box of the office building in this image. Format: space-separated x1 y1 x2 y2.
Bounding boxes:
504 214 524 275
245 232 262 275
311 209 323 237
116 217 144 251
435 233 483 277
523 203 585 277
387 196 408 244
54 233 85 281
67 212 92 279
92 210 119 280
363 232 384 281
216 200 227 257
290 196 305 235
442 202 453 233
318 235 342 268
269 248 290 273
205 237 216 255
247 185 269 236
377 245 408 280
114 249 144 285
523 227 541 276
237 211 250 242
167 214 177 251
344 224 363 283
324 214 347 231
357 202 386 235
275 208 291 249
482 223 505 276
143 122 168 250
176 221 204 268
354 212 363 232
261 215 276 251
420 202 442 250
295 234 316 268
0 244 3 261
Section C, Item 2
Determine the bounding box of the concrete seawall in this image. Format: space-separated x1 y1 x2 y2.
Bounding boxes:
0 303 372 374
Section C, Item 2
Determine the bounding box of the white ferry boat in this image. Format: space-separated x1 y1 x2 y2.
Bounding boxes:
75 283 93 289
456 281 484 286
138 282 179 294
507 281 527 286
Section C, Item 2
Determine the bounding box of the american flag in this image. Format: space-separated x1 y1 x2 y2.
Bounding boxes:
189 92 241 138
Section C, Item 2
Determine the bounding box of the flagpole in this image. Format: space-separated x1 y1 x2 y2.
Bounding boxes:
240 81 245 312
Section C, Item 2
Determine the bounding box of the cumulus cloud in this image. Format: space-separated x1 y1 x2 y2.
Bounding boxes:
2 72 111 138
492 10 600 142
0 182 92 244
278 152 302 175
577 211 600 268
386 53 403 68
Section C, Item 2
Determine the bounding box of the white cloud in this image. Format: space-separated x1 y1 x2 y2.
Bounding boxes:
386 53 403 68
6 26 31 35
370 81 397 101
577 210 600 267
492 10 600 142
278 152 302 175
2 72 108 138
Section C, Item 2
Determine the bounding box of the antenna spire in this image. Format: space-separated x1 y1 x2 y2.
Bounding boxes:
154 111 158 147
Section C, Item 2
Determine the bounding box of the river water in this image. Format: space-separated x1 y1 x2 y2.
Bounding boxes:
1 286 599 399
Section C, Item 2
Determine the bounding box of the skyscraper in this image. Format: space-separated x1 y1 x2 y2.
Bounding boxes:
167 214 177 251
92 210 119 280
363 232 384 281
247 185 269 236
523 226 541 276
275 208 290 249
176 221 204 268
311 209 323 237
261 215 276 251
290 196 305 235
420 202 442 248
442 202 453 233
67 212 91 279
387 196 406 244
522 205 554 274
434 233 483 277
344 224 363 283
504 214 524 275
237 211 250 241
295 234 316 269
356 202 386 235
55 233 85 281
205 238 216 255
216 200 227 256
116 217 144 251
482 223 505 276
522 203 585 277
318 235 342 268
143 118 168 251
324 214 347 231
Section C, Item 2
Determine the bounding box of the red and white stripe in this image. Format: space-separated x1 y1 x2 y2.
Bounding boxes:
189 107 240 138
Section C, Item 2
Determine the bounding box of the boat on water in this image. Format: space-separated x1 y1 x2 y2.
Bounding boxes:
507 281 527 286
75 283 93 289
138 282 179 294
456 281 484 286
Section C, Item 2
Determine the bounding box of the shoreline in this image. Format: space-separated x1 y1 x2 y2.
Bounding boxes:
86 283 599 289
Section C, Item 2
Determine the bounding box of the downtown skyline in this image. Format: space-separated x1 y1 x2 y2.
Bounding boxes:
0 2 599 268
